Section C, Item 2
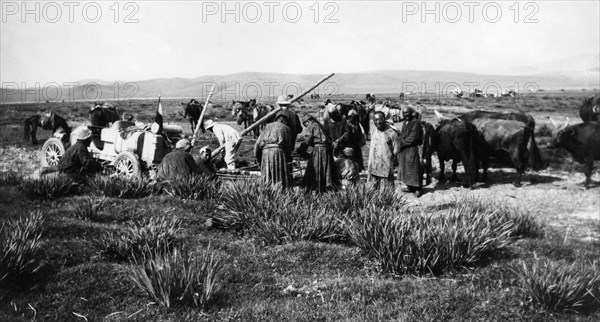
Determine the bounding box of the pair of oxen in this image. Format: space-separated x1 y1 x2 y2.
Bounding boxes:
425 94 600 188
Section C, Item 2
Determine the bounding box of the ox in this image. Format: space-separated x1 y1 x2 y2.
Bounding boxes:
90 103 119 127
181 99 203 133
431 112 481 188
459 110 544 170
579 94 600 123
470 118 531 187
548 120 600 188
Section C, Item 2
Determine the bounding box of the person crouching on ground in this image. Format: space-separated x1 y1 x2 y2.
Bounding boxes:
191 146 217 180
295 114 335 192
156 139 203 181
203 119 242 170
334 147 360 189
368 111 400 189
254 113 294 188
57 126 102 182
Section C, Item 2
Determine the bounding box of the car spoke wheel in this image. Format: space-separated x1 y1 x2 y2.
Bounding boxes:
114 151 141 178
40 138 66 167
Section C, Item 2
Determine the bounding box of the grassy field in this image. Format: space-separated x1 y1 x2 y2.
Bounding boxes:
1 91 599 321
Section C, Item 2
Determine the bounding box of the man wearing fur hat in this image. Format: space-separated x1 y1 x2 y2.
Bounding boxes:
398 106 423 197
57 126 102 181
296 114 335 192
204 119 242 170
254 112 294 188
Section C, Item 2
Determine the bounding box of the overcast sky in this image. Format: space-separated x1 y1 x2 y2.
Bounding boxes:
1 0 599 84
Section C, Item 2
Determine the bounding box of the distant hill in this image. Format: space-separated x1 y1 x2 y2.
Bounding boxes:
2 69 598 103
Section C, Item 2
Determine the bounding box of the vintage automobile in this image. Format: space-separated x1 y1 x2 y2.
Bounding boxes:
40 121 184 177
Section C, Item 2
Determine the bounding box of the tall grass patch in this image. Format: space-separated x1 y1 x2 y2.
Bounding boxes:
0 170 23 186
346 205 515 276
127 246 228 309
70 196 108 222
162 175 220 200
96 216 181 261
513 260 600 313
0 211 45 286
89 175 154 198
18 175 81 200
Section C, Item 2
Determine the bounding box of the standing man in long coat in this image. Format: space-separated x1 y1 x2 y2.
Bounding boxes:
398 106 423 197
368 111 400 189
254 113 294 188
325 104 349 157
296 114 336 192
346 109 366 171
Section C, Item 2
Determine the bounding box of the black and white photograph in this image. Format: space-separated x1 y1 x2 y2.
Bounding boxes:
1 0 599 320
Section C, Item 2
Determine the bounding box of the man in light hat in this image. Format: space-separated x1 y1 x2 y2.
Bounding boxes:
398 106 423 197
275 95 302 144
295 114 336 192
203 119 242 170
57 126 102 180
156 138 205 181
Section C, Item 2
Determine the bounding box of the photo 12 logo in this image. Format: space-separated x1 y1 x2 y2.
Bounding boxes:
1 82 140 103
400 81 540 99
1 1 140 23
401 1 539 23
199 81 339 101
201 1 340 23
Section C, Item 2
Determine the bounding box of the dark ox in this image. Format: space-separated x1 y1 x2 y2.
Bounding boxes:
431 118 480 188
459 110 544 170
548 122 600 188
471 118 531 187
90 105 119 127
181 99 203 133
579 94 600 123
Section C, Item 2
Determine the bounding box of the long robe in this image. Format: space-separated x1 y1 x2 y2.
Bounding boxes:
296 121 335 191
347 120 366 171
254 122 293 188
368 126 399 182
398 119 423 188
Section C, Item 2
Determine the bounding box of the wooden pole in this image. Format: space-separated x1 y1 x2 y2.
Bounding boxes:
211 73 335 158
191 85 215 146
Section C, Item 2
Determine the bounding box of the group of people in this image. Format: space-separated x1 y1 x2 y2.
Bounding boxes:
53 95 424 197
253 96 424 196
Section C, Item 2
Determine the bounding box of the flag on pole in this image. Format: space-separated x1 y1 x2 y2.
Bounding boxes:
151 95 163 133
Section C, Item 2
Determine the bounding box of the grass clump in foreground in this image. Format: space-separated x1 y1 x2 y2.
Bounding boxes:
89 175 154 198
127 245 228 309
216 180 406 244
346 205 516 276
0 211 45 286
96 216 181 261
0 170 23 186
513 260 600 313
70 196 108 222
162 175 220 200
18 175 81 200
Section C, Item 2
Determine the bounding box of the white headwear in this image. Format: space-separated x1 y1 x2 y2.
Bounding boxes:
72 126 92 140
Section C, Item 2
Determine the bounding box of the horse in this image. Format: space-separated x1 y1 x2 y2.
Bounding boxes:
90 104 119 127
24 112 71 144
231 99 271 138
181 99 203 133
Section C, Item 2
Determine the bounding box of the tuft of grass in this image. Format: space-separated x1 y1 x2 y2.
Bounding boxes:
18 176 81 200
162 175 220 201
512 260 600 313
0 211 45 286
89 175 155 199
449 195 544 239
345 205 515 276
96 216 181 262
0 171 23 186
70 196 108 222
327 183 404 214
127 245 228 309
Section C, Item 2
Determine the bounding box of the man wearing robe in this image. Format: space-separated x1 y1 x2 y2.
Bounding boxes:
254 113 294 187
368 111 400 189
296 114 335 192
